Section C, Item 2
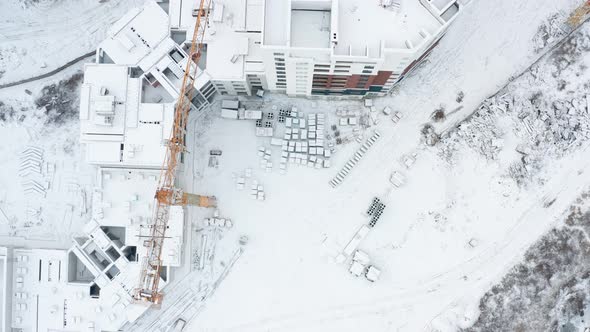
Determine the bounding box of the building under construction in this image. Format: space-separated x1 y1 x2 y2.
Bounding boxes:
0 1 464 331
95 0 463 99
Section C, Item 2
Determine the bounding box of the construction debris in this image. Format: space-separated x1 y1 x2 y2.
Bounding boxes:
19 146 48 197
439 87 590 186
204 217 233 229
534 13 569 52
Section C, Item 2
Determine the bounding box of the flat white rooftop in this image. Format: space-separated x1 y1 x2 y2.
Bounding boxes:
205 0 265 79
263 0 290 46
290 10 331 48
336 0 442 56
80 63 174 168
263 0 443 56
8 249 145 332
79 64 129 138
169 0 265 79
96 168 183 267
99 1 169 66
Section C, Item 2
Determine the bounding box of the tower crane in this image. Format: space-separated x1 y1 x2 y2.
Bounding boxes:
135 0 214 305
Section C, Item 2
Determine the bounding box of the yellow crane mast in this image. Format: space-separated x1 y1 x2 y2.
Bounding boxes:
568 1 590 27
135 0 214 305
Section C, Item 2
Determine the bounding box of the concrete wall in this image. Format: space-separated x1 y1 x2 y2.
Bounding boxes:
291 0 332 11
0 248 11 332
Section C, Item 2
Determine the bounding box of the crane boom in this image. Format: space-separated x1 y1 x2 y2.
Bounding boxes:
135 0 213 305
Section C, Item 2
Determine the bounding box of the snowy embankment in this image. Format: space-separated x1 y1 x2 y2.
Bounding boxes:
465 192 590 332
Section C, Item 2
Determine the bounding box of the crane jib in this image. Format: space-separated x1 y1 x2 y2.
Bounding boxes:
135 0 214 306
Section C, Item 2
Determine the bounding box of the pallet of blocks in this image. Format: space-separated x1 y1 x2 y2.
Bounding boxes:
329 131 381 188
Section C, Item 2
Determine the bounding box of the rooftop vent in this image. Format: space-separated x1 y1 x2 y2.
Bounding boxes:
93 95 116 126
380 0 402 12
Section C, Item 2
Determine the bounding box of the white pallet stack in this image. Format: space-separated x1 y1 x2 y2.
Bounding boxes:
329 131 381 188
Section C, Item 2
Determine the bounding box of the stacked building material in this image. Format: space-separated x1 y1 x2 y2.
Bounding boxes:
329 131 381 188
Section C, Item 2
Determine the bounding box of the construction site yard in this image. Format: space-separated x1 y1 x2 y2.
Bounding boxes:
2 0 590 331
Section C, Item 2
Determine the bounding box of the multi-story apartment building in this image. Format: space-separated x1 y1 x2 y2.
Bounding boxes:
261 0 462 97
166 0 463 98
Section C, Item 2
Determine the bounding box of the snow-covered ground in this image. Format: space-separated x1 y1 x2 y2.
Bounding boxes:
183 102 590 331
180 1 590 331
0 0 147 85
0 64 95 249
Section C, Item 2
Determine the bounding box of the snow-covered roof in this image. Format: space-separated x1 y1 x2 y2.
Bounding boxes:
94 168 184 267
262 0 449 56
290 8 331 48
12 168 185 331
205 0 265 79
100 1 210 96
7 248 147 332
99 1 169 67
80 63 174 168
336 0 442 55
169 0 265 79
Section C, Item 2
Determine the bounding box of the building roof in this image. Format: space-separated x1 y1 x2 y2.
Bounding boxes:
94 168 184 267
99 1 169 67
262 0 290 46
8 169 184 331
336 0 442 56
262 0 448 57
206 0 265 79
169 0 265 80
290 9 331 48
8 248 147 332
80 63 174 168
100 1 210 96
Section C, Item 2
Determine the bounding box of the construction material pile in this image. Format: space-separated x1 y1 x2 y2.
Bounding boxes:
443 91 590 153
330 131 381 188
438 98 506 162
533 13 570 52
438 26 590 187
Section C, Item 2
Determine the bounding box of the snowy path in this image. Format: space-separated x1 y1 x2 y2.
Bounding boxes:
0 51 94 89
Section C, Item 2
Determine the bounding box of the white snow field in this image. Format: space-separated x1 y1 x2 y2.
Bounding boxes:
0 0 147 85
0 63 96 249
0 0 589 331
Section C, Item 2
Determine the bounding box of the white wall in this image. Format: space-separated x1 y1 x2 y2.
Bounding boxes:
291 0 332 11
212 78 251 96
0 248 9 332
286 57 314 96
